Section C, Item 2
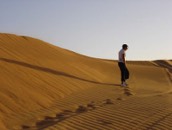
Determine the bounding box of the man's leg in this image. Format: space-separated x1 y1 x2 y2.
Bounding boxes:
118 62 126 84
125 66 129 80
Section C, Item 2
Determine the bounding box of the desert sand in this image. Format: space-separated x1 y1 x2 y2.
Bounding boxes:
0 33 171 130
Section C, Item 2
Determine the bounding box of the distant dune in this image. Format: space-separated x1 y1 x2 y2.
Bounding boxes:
0 33 171 130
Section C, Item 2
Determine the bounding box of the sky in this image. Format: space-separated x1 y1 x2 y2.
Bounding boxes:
0 0 172 60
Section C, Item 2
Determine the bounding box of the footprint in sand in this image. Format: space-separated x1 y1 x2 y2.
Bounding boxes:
35 110 75 129
56 110 74 119
44 115 56 120
76 105 88 113
124 91 133 96
97 119 113 125
36 118 56 128
123 87 133 96
87 101 96 109
103 99 114 105
22 125 31 130
116 97 125 101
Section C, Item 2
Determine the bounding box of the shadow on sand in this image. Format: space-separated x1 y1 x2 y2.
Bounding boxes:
0 58 120 86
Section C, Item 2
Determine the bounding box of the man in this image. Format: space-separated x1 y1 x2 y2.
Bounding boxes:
118 44 129 87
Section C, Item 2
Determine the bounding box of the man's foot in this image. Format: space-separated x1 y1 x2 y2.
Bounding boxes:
125 82 128 86
121 82 127 87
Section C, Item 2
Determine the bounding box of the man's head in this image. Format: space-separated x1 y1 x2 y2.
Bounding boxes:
122 44 128 50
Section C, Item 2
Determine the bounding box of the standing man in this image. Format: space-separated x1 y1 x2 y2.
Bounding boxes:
118 44 129 87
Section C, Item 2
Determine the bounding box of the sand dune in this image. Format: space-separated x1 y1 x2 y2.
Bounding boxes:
0 33 171 130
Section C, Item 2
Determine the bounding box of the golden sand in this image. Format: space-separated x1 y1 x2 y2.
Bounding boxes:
0 33 171 130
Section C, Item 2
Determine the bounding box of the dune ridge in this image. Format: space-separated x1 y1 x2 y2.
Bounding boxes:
0 33 171 130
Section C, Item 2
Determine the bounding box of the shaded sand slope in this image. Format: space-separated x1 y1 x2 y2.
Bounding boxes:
0 33 171 130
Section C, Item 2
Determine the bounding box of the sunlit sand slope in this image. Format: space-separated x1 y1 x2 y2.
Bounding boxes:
0 33 171 130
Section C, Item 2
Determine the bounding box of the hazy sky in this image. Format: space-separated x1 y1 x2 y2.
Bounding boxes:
0 0 172 60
